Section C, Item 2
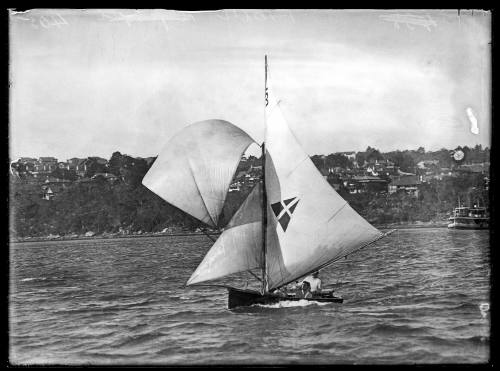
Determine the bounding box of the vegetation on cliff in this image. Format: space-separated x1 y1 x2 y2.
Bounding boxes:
9 147 489 238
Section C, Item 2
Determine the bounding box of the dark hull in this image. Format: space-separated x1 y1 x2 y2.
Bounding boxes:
448 218 489 230
448 215 489 230
227 287 343 309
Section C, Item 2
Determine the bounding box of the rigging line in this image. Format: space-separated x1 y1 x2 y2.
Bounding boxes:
201 229 217 243
248 269 263 282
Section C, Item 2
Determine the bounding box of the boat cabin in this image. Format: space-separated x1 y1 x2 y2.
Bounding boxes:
451 207 488 218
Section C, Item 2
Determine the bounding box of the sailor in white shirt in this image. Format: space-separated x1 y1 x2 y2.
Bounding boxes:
303 271 322 295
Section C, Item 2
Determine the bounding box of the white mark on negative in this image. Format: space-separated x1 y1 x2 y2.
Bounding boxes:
466 107 479 134
379 13 437 32
479 302 489 318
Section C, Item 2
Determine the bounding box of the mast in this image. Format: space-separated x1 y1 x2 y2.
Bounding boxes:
261 55 269 294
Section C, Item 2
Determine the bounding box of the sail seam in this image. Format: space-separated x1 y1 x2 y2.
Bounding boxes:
187 156 216 227
326 202 349 224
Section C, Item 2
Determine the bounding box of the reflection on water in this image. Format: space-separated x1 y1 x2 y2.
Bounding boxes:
10 229 490 364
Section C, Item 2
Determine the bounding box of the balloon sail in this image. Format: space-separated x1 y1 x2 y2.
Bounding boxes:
142 119 256 227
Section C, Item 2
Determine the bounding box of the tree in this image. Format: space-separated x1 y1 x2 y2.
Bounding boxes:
326 153 350 169
84 161 108 178
50 168 78 181
108 151 123 177
355 152 366 167
385 151 415 172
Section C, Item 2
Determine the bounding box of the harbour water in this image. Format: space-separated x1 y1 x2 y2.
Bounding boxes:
9 228 490 364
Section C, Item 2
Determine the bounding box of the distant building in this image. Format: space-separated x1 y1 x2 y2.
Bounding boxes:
389 176 422 197
66 158 86 171
42 186 54 200
74 159 90 177
18 157 37 164
35 157 58 174
228 183 241 192
457 162 490 175
350 175 388 194
337 151 356 161
40 177 71 199
417 160 439 169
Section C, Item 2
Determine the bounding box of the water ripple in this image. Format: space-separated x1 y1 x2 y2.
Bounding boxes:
10 230 490 364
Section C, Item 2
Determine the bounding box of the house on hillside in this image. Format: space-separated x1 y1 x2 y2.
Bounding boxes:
40 177 72 199
457 162 490 175
338 151 356 161
34 157 58 175
417 160 439 169
42 186 54 200
349 175 388 194
75 159 90 177
228 182 241 192
66 158 85 171
71 157 108 177
18 157 38 164
18 157 37 172
389 175 422 197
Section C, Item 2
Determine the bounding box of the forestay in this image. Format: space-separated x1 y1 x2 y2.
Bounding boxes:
142 119 256 227
264 74 384 290
187 183 263 285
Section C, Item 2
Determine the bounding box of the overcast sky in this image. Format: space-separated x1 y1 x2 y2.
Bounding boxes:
9 9 491 161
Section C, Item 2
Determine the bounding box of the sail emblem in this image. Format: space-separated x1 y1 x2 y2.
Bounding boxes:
271 197 300 231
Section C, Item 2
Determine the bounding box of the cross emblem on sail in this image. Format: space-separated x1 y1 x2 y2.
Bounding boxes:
271 197 299 231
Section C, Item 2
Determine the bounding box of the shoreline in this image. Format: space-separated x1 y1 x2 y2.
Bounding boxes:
9 231 221 244
10 222 453 244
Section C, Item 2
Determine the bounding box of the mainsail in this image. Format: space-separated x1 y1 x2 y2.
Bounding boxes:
142 119 256 227
263 67 384 290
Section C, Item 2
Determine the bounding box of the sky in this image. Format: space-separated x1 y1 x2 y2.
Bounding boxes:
9 9 491 161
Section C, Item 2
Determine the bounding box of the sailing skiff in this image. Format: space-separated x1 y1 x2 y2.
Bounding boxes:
142 56 394 309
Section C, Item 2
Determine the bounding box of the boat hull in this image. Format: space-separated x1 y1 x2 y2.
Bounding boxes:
448 218 489 230
227 287 343 309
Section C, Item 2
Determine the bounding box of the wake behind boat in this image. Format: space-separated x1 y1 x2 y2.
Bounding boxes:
142 56 394 309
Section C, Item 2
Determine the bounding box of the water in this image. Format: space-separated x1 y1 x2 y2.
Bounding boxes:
9 228 490 365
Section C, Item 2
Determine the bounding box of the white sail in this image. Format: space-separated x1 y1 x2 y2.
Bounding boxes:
187 184 263 285
142 119 256 227
264 75 383 290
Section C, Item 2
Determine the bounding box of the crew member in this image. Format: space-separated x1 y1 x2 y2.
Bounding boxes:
300 281 313 299
303 271 322 295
